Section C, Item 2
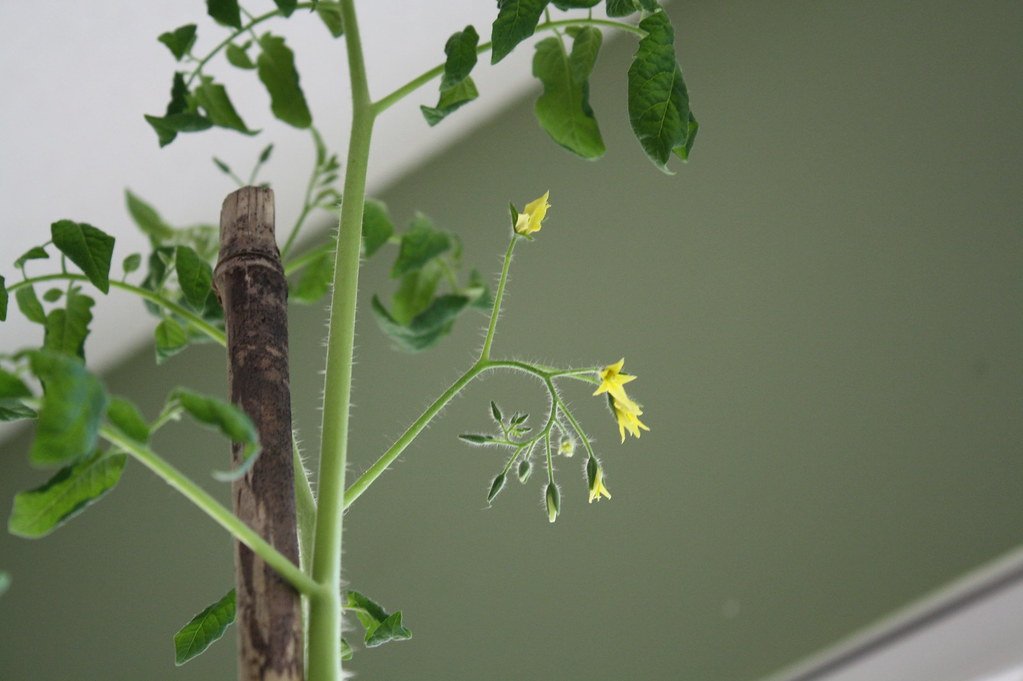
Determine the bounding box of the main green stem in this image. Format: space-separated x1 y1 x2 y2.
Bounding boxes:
307 1 374 679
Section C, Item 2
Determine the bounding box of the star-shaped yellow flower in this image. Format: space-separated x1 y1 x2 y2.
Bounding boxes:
587 458 612 503
514 190 550 236
594 358 649 442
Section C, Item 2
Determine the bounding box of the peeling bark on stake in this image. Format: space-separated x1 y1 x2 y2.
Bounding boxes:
215 187 303 681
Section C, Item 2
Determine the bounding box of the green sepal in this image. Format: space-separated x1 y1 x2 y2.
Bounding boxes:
391 214 450 278
315 2 344 37
28 351 108 467
490 400 503 423
345 591 412 648
194 77 257 135
257 33 312 129
154 318 188 364
174 589 237 666
15 286 46 325
459 433 498 445
158 24 198 61
491 0 549 64
361 199 394 258
14 246 49 269
421 78 479 126
42 289 94 359
174 246 214 309
488 472 507 502
107 397 150 444
532 28 605 159
340 637 353 661
8 450 126 539
627 10 693 173
51 220 115 294
206 0 241 29
126 190 176 243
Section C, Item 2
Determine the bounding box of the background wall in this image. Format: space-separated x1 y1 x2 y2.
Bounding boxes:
2 1 1022 680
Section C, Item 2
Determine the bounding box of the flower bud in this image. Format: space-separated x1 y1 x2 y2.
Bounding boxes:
558 436 575 458
517 458 532 483
545 482 560 524
586 456 611 503
488 473 506 503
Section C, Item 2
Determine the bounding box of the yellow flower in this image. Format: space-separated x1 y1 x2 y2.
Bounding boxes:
514 190 550 236
587 457 611 503
594 358 649 442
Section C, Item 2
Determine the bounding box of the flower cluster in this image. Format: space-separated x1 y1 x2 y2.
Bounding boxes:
594 358 649 442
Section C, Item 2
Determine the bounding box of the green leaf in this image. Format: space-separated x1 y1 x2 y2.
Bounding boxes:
605 0 639 16
0 572 9 597
206 0 241 28
409 294 471 333
14 246 49 269
490 401 503 423
0 368 31 399
107 397 150 444
628 11 692 173
226 42 256 70
0 400 36 422
272 0 297 17
42 288 62 303
391 214 450 278
532 29 605 159
51 220 115 294
552 0 600 8
488 473 507 502
257 33 312 129
43 289 94 359
345 591 412 648
8 451 126 538
174 246 213 309
15 286 46 325
421 78 479 126
174 589 236 666
459 433 498 445
194 77 256 134
315 2 344 37
340 637 353 661
440 26 479 90
258 143 274 164
171 388 256 445
0 276 7 322
371 294 469 353
291 249 334 305
28 352 107 467
673 111 699 161
0 368 34 422
122 253 142 274
467 268 493 310
145 112 213 148
158 24 198 61
154 318 188 364
125 190 175 243
361 199 394 258
491 0 549 64
391 263 441 325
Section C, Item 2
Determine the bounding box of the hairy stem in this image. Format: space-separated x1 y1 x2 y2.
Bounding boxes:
480 236 518 361
307 1 374 679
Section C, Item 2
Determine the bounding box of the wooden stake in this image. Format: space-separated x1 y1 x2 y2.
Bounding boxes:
215 186 303 681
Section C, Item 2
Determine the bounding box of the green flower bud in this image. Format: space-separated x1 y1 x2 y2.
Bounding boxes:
488 473 506 503
517 458 532 483
545 482 560 524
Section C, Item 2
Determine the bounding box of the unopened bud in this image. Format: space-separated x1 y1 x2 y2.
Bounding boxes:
488 473 506 503
517 458 532 483
558 436 575 458
545 482 560 524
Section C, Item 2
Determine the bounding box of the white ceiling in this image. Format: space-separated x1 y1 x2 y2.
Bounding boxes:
0 1 545 372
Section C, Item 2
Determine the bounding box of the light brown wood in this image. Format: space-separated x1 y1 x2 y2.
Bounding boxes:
215 186 303 681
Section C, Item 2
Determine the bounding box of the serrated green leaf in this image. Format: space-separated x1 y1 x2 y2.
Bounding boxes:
371 294 463 353
257 33 312 129
316 2 344 37
28 352 107 467
125 190 175 243
272 0 297 17
154 318 188 363
158 24 198 61
345 591 412 648
491 0 549 64
533 29 605 159
358 199 392 258
174 589 236 665
605 0 639 16
51 220 115 294
206 0 241 28
8 450 126 538
15 286 46 325
122 253 142 274
391 263 441 326
391 214 450 278
409 294 470 333
365 612 412 647
291 249 333 305
175 246 213 309
421 78 479 126
0 368 34 421
14 246 49 269
225 42 256 70
628 11 692 173
194 77 256 134
0 275 7 321
440 26 479 90
43 289 94 359
145 112 213 148
171 388 256 445
107 397 149 444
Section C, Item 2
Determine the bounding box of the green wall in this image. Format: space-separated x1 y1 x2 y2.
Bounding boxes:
2 2 1022 679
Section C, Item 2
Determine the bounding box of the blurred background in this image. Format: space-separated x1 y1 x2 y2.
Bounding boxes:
2 1 1022 680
